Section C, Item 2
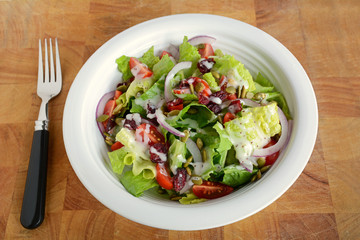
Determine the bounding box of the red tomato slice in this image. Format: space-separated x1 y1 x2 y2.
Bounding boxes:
135 123 165 146
227 93 237 100
102 100 116 128
190 77 211 97
264 139 280 166
223 112 235 123
160 51 172 59
167 104 183 111
114 90 122 100
198 43 214 58
111 141 124 151
129 57 153 79
192 181 233 199
156 163 173 190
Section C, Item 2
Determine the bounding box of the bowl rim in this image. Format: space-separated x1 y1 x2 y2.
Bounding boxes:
63 13 318 230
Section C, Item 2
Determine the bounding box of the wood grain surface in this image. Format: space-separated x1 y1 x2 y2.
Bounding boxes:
1 0 359 239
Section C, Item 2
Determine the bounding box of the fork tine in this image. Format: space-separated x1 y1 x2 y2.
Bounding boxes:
49 39 55 83
44 39 49 83
38 40 43 84
55 38 62 84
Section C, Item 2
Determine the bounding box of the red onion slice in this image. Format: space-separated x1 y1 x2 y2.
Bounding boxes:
95 91 115 136
252 107 289 157
155 109 185 137
188 35 216 46
185 138 202 163
164 61 192 102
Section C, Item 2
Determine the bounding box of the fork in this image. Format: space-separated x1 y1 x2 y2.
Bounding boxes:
20 38 62 229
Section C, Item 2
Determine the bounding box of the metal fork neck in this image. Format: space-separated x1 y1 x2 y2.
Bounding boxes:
36 100 49 131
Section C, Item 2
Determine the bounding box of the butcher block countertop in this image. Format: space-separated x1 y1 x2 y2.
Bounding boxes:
0 0 359 239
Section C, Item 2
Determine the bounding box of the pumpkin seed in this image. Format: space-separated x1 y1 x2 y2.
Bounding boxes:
170 196 182 201
183 156 193 168
186 166 192 176
211 71 220 79
117 84 128 92
225 86 236 94
240 85 247 99
187 108 198 114
251 174 257 182
157 187 166 194
168 110 180 116
254 92 266 101
257 157 266 168
217 115 223 124
115 117 124 125
260 165 270 173
189 83 195 94
196 138 204 150
191 176 203 185
195 82 205 92
96 114 109 122
181 129 190 143
257 170 262 180
105 137 113 146
112 103 123 115
201 148 207 162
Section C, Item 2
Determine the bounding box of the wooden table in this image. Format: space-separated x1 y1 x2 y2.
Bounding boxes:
1 0 359 239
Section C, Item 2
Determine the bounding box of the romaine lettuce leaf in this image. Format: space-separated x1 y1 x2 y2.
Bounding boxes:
115 55 132 81
120 170 158 197
168 138 187 174
221 165 258 187
179 193 207 204
166 102 216 129
153 54 175 80
139 46 159 69
213 54 255 92
108 147 129 175
116 128 149 160
130 79 165 116
202 72 220 91
125 77 156 105
179 36 201 78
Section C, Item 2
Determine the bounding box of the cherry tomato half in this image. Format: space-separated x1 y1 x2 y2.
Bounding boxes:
156 163 173 190
129 57 153 79
264 139 280 166
135 123 165 146
192 181 233 199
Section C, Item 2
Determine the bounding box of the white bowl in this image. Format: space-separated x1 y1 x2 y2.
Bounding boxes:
63 14 318 230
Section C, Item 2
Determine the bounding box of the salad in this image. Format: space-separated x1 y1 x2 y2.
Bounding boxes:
96 35 291 204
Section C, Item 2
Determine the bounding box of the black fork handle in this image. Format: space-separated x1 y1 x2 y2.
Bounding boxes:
20 130 49 229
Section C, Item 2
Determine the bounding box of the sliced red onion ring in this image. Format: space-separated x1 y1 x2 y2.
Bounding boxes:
95 91 115 136
252 107 289 157
164 61 192 102
155 109 185 137
185 138 202 163
188 35 216 46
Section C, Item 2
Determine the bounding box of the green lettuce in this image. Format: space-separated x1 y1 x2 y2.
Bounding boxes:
202 72 220 91
179 193 207 204
139 46 159 69
168 138 187 174
213 54 255 92
115 55 132 81
178 36 201 77
221 165 258 187
252 73 291 118
153 54 175 80
125 77 156 105
116 128 149 160
166 102 217 129
120 171 158 197
108 147 129 175
130 79 165 116
224 103 281 169
213 122 233 167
